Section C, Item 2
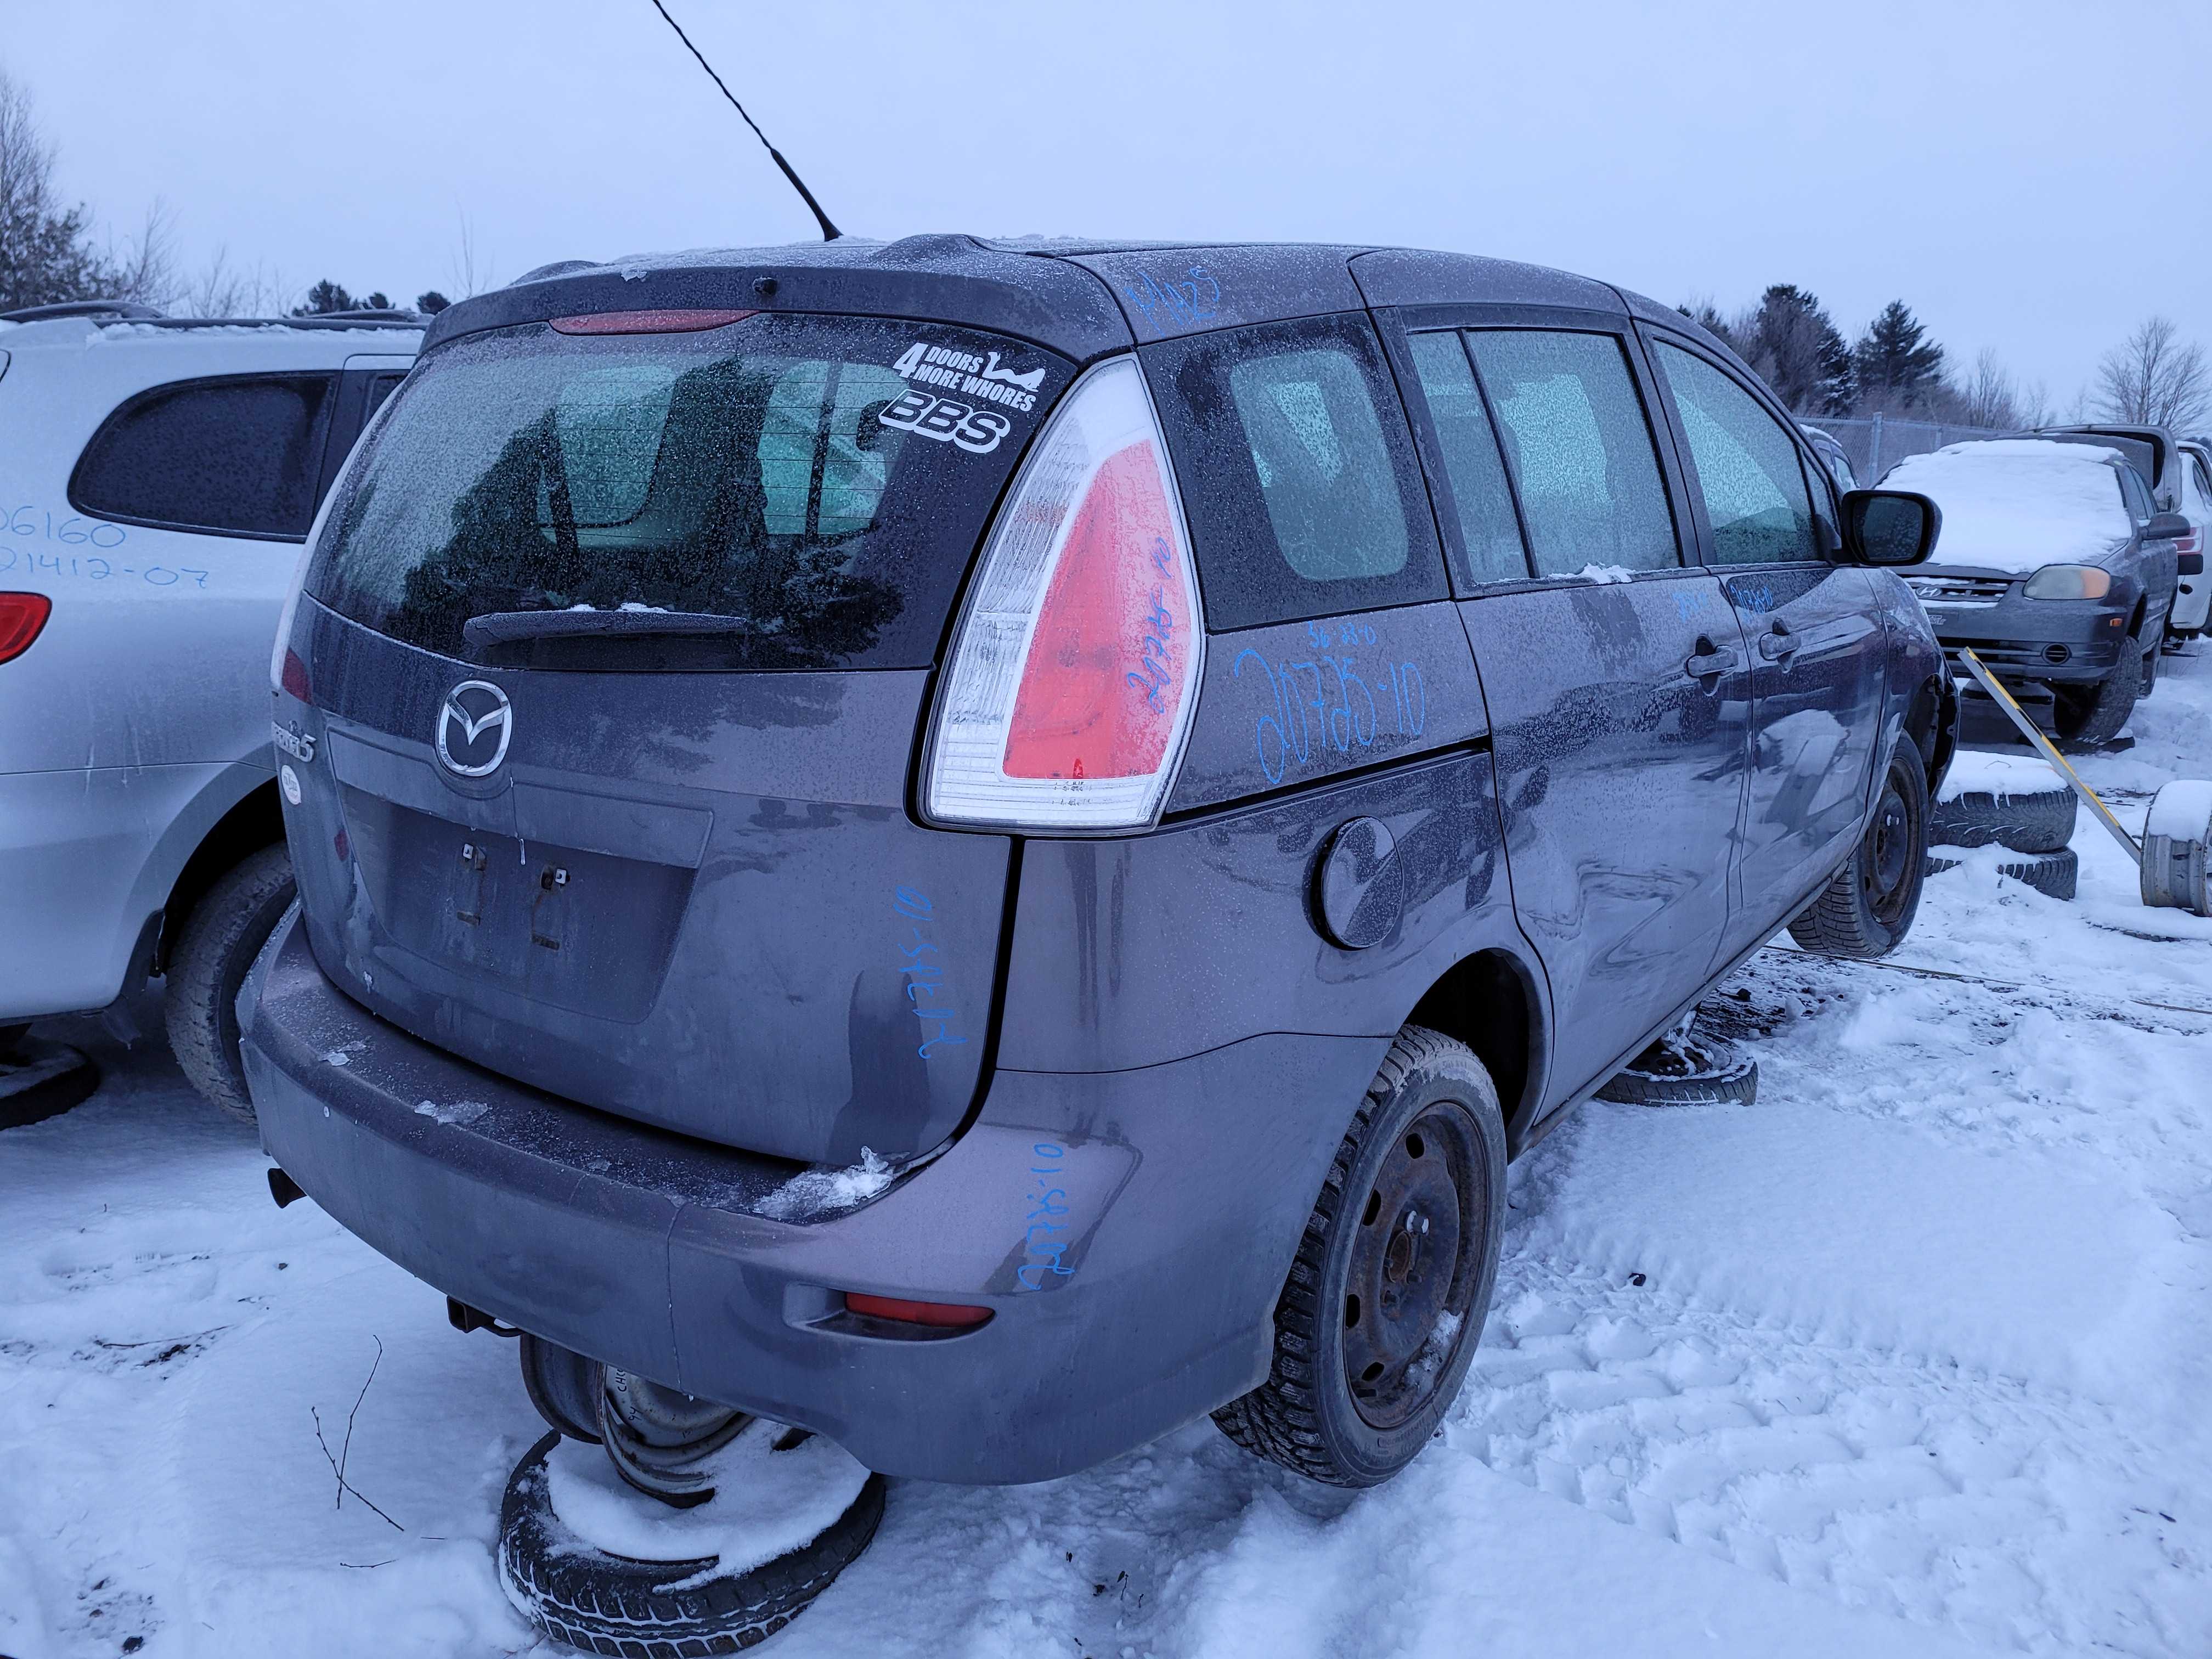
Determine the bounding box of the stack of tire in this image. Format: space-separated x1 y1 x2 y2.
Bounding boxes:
1926 753 2079 900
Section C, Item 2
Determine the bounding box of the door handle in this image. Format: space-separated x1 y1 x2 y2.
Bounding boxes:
1757 624 1799 664
1683 636 1739 682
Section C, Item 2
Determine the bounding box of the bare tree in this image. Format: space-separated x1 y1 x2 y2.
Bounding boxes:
103 197 176 306
450 211 495 298
2092 316 2210 431
173 245 290 317
1955 348 2029 430
1 69 168 310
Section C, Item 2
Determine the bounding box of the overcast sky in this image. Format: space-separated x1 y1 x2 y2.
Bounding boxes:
9 0 2207 405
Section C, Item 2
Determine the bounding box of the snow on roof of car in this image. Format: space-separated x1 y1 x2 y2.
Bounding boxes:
1885 438 2131 573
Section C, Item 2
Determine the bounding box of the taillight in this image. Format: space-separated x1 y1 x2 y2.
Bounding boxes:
2175 529 2202 555
925 357 1203 830
279 647 312 704
0 592 52 664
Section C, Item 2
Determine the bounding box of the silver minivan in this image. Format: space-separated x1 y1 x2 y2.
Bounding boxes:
0 299 419 1114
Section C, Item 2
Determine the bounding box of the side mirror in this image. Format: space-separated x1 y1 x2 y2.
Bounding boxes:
1839 489 1940 566
2141 511 2192 543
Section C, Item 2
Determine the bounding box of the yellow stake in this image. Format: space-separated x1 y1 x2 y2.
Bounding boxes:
1955 648 2141 866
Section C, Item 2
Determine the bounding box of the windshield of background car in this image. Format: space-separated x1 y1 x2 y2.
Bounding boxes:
304 315 1070 669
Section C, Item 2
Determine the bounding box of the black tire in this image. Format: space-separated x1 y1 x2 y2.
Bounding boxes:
498 1431 884 1657
163 843 296 1124
1595 1031 1757 1107
1786 737 1929 960
1928 780 2076 855
2052 647 2141 748
1926 844 2078 901
1 1037 100 1130
1212 1026 1506 1488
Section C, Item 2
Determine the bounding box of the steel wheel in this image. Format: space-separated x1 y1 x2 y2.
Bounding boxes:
597 1369 752 1509
1341 1102 1482 1430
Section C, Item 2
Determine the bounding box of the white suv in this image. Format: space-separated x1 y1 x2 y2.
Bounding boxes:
2169 437 2211 642
0 300 420 1115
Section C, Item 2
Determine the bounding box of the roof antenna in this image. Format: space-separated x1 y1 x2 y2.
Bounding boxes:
646 0 842 241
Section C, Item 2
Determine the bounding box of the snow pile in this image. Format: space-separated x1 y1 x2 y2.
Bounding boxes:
754 1146 896 1220
1573 563 1635 584
1937 748 2061 802
1885 438 2131 572
2146 779 2212 841
543 1421 870 1588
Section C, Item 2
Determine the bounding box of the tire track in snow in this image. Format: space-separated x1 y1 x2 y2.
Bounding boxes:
1450 1252 2200 1656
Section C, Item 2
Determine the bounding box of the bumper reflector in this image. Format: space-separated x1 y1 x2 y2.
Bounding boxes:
843 1293 993 1329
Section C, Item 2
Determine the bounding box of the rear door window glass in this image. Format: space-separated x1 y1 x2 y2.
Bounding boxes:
71 373 337 539
1463 331 1679 578
1652 342 1819 565
1146 313 1445 630
1406 330 1531 585
2117 464 2154 526
305 316 1069 669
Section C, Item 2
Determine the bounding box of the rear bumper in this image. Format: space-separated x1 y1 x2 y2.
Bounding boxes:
242 910 1389 1484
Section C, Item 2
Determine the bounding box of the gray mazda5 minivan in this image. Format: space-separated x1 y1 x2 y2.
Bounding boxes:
244 235 1950 1496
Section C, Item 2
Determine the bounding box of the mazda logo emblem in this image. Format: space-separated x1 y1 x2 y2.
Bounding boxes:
435 680 513 777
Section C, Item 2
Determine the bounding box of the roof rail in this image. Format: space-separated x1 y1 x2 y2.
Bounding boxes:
0 299 165 324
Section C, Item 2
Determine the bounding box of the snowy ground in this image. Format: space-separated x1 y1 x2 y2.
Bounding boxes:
5 650 2210 1659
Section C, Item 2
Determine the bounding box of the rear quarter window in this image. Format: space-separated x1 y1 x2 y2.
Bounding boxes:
1144 313 1445 630
70 373 337 539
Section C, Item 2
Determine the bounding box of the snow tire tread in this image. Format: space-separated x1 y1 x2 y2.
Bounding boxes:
1212 1026 1502 1487
1786 738 1928 961
1926 844 2078 901
1929 784 2076 855
163 843 296 1123
498 1432 883 1657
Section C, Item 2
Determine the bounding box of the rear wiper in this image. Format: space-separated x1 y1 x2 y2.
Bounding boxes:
461 609 754 653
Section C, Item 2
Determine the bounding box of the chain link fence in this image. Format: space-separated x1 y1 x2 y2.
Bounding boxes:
1802 414 2002 484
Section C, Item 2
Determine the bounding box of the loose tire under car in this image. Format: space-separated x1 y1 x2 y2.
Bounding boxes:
498 1431 885 1657
1213 1025 1506 1488
1926 844 2078 901
1596 1030 1758 1107
1929 778 2076 855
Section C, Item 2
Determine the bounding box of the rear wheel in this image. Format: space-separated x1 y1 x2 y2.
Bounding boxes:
1786 737 1928 960
1213 1026 1506 1487
164 844 296 1122
2051 647 2141 748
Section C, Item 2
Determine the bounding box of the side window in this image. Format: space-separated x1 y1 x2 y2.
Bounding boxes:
2117 465 2153 526
1463 330 1679 578
1652 342 1819 565
1147 312 1445 629
71 374 337 539
363 373 405 425
1406 331 1531 585
2191 456 2212 513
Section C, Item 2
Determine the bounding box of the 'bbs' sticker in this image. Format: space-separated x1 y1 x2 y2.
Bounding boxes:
879 391 1012 454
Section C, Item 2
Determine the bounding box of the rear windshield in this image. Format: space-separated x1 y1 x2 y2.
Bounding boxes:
306 315 1069 669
